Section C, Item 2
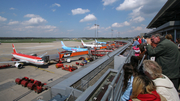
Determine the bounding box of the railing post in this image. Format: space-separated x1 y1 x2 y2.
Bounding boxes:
110 85 113 101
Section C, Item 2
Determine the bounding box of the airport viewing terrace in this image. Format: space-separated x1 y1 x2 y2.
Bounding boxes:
0 0 180 101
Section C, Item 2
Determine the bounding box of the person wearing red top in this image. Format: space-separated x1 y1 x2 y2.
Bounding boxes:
129 75 167 101
137 36 142 44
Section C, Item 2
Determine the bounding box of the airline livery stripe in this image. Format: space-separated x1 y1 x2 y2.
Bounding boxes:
13 55 44 64
13 53 42 59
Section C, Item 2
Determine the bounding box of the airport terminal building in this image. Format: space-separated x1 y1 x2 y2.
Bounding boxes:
146 0 180 42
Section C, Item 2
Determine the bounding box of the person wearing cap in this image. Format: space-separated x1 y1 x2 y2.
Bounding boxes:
146 33 180 91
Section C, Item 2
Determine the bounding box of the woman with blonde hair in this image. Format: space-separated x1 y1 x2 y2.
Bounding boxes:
129 75 167 101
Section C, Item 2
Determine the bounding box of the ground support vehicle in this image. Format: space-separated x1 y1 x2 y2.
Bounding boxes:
0 64 11 68
56 51 89 68
62 65 78 72
15 77 47 93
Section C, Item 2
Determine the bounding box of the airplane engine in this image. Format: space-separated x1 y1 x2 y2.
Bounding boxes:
15 62 23 69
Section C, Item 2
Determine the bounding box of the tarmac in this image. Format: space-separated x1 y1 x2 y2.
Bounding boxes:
0 41 90 101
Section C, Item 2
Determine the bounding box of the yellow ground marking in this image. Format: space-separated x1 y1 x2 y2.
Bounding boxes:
33 66 55 74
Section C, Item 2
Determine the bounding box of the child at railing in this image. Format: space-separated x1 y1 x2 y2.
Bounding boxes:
121 63 138 101
132 46 140 56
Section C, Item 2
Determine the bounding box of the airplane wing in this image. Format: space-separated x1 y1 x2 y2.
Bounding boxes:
37 52 47 58
0 60 24 63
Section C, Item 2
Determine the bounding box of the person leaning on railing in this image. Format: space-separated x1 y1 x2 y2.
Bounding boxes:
176 38 180 50
132 37 140 47
145 33 180 91
121 63 138 101
143 60 179 101
129 75 167 101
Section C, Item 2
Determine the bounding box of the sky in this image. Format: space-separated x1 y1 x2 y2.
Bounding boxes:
0 0 167 38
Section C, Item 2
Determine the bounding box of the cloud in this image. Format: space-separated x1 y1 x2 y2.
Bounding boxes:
133 26 143 31
71 8 90 15
67 29 74 32
116 0 145 11
52 3 61 7
9 7 15 10
8 21 19 25
13 13 17 16
115 0 166 27
37 25 56 29
101 26 111 31
24 14 40 18
52 9 56 12
116 0 166 16
128 25 151 33
130 16 145 23
22 17 47 25
129 6 143 18
25 25 57 32
80 14 97 22
102 0 117 6
112 21 130 27
0 16 7 21
86 25 99 30
85 25 111 32
22 14 47 25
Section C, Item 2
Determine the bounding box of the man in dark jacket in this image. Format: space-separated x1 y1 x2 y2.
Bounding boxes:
146 33 180 90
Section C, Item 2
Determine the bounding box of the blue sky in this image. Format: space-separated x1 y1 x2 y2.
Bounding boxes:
0 0 167 38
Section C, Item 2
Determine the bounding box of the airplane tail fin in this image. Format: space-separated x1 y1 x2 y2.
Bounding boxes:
95 39 97 43
12 44 17 53
61 41 66 47
81 40 85 46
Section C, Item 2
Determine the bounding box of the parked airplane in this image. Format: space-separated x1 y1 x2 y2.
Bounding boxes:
0 44 46 69
95 39 107 44
81 40 102 48
61 41 87 52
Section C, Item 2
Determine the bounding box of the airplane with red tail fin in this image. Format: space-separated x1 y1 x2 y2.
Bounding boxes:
0 44 46 69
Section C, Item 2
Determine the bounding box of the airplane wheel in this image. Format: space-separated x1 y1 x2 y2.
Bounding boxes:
67 58 71 63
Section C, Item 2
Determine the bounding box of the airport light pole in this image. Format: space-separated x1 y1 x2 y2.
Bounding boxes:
111 29 113 41
94 24 97 39
97 24 99 38
118 32 120 39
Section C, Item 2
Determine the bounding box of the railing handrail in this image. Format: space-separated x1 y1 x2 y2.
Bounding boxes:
101 46 133 101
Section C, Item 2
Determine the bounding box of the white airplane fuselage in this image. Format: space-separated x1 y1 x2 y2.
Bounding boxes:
12 53 44 65
81 40 102 48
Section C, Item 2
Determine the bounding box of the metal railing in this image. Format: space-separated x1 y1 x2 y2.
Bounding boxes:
50 41 132 101
101 48 134 101
71 41 131 92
